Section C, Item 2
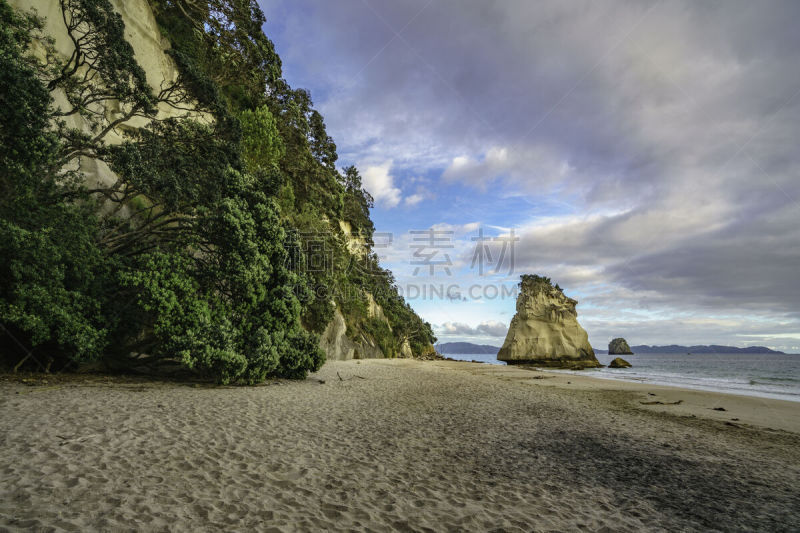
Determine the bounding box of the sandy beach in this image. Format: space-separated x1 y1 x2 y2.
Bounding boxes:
2 359 799 532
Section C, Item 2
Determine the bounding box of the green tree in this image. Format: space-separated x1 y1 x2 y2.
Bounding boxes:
0 1 111 369
239 105 285 173
0 0 324 381
150 0 282 110
340 165 375 245
2 0 436 379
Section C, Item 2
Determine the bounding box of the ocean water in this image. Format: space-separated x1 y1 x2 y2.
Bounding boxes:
442 351 800 402
443 352 506 365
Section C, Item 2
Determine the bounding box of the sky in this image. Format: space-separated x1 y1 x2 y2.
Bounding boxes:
259 0 800 353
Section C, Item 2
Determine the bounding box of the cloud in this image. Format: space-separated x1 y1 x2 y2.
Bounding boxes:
476 320 508 337
442 145 573 191
361 161 402 208
580 310 800 352
438 320 508 338
494 194 800 317
262 0 800 349
404 193 424 206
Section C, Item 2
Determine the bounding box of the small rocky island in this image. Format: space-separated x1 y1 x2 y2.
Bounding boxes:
608 337 633 355
497 275 600 368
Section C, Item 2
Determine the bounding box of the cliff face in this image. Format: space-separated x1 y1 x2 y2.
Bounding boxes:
11 0 414 362
320 308 385 361
319 295 398 361
497 276 599 367
608 338 633 355
9 0 205 191
8 0 435 369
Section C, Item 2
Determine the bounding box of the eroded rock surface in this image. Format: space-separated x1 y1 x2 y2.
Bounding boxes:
609 338 633 355
498 275 599 368
609 357 632 368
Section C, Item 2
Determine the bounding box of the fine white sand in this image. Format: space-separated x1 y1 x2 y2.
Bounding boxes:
2 359 799 531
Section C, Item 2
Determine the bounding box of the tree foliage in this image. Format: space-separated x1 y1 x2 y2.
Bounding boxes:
1 0 435 381
48 0 158 123
0 0 321 382
0 1 110 368
239 105 284 173
150 0 281 109
519 274 564 295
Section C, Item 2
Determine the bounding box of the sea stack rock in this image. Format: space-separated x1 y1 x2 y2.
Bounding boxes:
497 275 599 368
608 337 633 355
609 357 632 368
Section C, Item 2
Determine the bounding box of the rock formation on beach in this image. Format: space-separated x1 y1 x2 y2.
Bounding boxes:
608 337 633 355
497 275 599 368
609 357 632 368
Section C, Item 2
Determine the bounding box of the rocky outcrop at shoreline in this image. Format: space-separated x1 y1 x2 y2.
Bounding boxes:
608 338 633 355
497 275 599 368
609 357 632 368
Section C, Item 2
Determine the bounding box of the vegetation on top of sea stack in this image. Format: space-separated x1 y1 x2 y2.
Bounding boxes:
519 274 564 295
0 0 435 382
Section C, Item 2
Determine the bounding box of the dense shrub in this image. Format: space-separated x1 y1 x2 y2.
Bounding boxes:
1 0 435 381
0 1 110 368
0 0 322 381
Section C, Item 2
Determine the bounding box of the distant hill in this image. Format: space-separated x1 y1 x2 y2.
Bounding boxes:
435 342 500 355
441 342 786 355
606 345 785 354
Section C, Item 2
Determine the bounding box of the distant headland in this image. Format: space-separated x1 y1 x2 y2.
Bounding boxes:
435 342 500 354
594 345 785 355
438 342 786 355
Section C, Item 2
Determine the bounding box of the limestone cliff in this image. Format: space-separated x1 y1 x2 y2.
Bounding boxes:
497 275 599 368
320 306 385 361
317 219 419 361
9 0 206 190
338 220 368 257
608 338 633 355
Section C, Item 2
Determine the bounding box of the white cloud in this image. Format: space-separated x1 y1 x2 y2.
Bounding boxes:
737 333 800 339
477 320 508 337
404 193 424 206
430 221 482 236
442 145 573 191
361 161 402 208
438 320 508 338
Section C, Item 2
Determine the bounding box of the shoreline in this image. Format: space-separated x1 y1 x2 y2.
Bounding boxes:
545 367 800 403
2 358 799 531
443 353 800 406
433 360 800 434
